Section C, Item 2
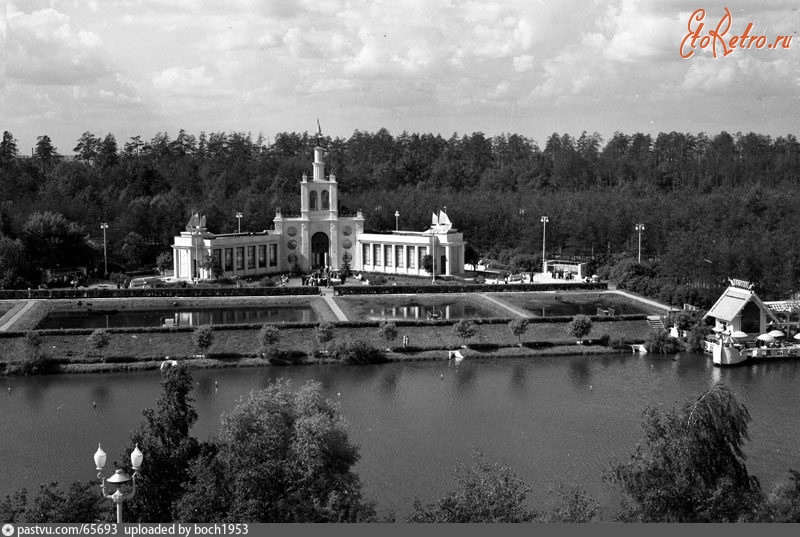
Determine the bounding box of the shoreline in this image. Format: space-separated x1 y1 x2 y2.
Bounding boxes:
24 342 634 376
0 289 666 376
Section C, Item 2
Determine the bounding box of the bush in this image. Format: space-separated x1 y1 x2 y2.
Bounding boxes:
260 277 276 287
330 339 386 364
378 320 398 350
685 325 710 352
644 329 683 354
19 332 50 375
315 322 335 354
333 282 606 296
86 328 110 361
192 325 214 356
608 336 627 348
264 348 306 365
257 325 280 356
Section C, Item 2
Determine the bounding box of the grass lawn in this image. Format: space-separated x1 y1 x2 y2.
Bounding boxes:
0 318 650 374
0 301 14 316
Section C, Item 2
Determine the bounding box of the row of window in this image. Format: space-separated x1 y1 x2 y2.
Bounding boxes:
362 244 426 269
212 244 278 272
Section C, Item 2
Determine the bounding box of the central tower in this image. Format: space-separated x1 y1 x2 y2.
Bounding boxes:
300 146 338 220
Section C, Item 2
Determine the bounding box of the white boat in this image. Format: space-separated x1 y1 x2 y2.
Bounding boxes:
448 350 465 362
711 341 747 366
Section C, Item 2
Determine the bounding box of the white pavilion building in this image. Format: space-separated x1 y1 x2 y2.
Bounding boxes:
172 144 465 280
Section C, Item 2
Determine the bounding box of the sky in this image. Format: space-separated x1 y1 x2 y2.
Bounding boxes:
2 0 800 154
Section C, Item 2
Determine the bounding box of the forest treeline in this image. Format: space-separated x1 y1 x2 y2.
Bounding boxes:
2 128 800 301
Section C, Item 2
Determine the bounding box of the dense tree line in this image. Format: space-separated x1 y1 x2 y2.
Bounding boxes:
2 127 800 300
1 367 799 523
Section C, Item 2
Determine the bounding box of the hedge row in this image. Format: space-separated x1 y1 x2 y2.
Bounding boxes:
334 282 607 295
0 286 321 300
0 314 647 338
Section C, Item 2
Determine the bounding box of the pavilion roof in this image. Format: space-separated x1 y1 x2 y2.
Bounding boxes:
704 286 779 324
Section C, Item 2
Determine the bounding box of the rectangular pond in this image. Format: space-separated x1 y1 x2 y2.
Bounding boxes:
37 306 315 329
496 292 652 317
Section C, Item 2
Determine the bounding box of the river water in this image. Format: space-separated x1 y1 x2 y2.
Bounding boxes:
2 353 799 517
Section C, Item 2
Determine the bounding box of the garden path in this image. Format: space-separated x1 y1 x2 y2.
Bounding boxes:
321 288 349 321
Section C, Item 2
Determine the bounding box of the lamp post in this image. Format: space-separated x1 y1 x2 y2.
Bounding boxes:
394 211 400 231
540 216 549 274
431 233 436 284
100 223 109 278
635 223 645 263
236 212 243 234
94 443 143 523
194 226 202 282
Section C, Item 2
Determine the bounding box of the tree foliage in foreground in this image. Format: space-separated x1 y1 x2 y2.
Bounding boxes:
175 379 376 522
607 383 763 522
407 452 539 523
125 364 200 522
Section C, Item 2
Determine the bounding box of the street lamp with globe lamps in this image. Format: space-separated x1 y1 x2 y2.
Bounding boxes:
94 443 144 523
236 212 243 234
394 211 400 231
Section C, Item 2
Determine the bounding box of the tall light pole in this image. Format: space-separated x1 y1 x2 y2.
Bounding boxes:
540 216 549 274
394 211 400 231
94 443 144 523
635 223 645 263
191 222 202 282
100 223 109 278
431 233 436 284
236 212 243 233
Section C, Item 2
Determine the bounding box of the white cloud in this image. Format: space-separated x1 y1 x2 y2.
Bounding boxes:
151 65 216 94
513 54 535 73
5 0 800 154
7 3 111 85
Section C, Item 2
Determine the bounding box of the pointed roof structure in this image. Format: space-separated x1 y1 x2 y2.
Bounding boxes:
704 280 780 325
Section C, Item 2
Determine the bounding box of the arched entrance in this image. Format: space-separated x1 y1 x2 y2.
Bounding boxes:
311 232 329 269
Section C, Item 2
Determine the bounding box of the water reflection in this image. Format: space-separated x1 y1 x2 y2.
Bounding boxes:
510 364 526 395
366 303 492 320
38 307 315 329
452 363 476 393
90 384 110 406
378 370 401 399
522 298 648 317
567 359 591 388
